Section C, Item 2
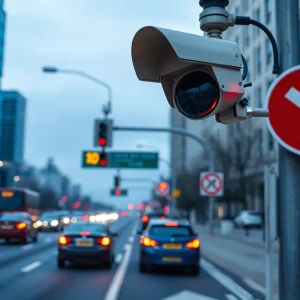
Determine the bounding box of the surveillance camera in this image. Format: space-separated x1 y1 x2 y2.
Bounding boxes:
132 26 245 121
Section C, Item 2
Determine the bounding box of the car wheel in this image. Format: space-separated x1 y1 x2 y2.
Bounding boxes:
139 263 147 273
57 259 66 268
190 265 200 276
32 235 38 243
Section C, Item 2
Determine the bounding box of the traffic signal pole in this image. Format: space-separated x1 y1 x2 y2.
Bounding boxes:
275 0 300 298
113 126 216 231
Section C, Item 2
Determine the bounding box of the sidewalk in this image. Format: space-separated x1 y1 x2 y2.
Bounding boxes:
194 224 279 299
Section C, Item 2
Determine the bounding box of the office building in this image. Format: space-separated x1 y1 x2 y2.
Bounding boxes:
0 0 6 87
0 91 26 164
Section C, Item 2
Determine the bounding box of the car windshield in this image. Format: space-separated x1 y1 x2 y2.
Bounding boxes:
248 212 261 216
149 225 193 237
66 222 106 234
0 213 25 221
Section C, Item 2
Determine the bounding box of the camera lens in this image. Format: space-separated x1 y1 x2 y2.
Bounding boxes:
174 71 220 119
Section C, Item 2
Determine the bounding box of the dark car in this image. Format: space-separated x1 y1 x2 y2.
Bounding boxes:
0 212 38 244
141 212 166 230
57 221 118 268
37 211 64 232
138 219 200 275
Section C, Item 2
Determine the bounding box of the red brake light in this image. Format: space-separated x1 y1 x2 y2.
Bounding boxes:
97 237 111 246
142 216 149 223
185 238 200 249
16 222 27 229
58 236 72 245
82 215 89 221
80 231 90 236
141 236 158 247
160 216 166 219
164 222 178 227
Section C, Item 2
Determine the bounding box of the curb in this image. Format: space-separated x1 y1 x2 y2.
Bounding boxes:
0 217 134 268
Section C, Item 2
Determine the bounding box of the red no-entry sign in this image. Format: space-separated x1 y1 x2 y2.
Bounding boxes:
266 65 300 155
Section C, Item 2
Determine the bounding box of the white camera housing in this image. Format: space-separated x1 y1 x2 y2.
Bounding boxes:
132 26 245 120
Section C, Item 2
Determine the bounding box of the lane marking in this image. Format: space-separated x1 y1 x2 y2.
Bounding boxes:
115 253 123 264
21 261 42 273
225 294 239 300
243 278 266 295
123 243 130 252
201 259 254 300
104 243 133 300
22 244 33 250
128 236 134 243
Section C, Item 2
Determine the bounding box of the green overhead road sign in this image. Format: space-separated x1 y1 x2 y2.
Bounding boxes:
110 189 128 196
110 152 158 169
82 151 158 169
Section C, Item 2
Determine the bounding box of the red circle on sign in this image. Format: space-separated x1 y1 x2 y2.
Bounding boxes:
200 173 223 196
266 66 300 155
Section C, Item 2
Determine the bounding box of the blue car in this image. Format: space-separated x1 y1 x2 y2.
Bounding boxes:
138 219 200 275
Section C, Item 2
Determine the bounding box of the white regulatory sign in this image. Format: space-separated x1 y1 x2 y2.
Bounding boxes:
200 172 224 197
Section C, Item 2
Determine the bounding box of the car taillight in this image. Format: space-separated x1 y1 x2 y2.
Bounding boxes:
142 216 149 223
185 239 200 249
141 236 158 247
97 237 111 246
58 236 72 245
16 222 27 229
82 215 89 221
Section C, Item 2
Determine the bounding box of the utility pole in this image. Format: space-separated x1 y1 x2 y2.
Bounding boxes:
275 0 300 299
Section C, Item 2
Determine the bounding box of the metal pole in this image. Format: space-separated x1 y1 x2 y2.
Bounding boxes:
48 68 113 115
275 0 300 299
113 126 216 231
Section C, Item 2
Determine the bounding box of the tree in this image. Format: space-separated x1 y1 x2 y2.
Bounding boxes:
205 120 261 212
40 187 59 210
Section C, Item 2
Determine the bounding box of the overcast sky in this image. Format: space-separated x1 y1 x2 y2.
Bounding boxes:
3 0 202 209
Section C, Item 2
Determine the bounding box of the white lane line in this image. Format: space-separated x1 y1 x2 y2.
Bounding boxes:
243 278 266 295
123 243 130 252
22 244 33 250
115 253 123 264
21 261 42 273
201 259 255 300
225 294 239 300
128 236 134 243
104 243 133 300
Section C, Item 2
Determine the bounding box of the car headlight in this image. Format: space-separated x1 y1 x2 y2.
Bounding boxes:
36 220 42 227
63 217 70 224
90 215 96 222
51 220 58 226
43 221 48 226
71 217 77 223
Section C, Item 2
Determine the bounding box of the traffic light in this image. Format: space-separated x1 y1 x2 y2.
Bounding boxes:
114 175 120 188
131 27 268 124
99 151 107 166
110 188 128 196
94 119 113 147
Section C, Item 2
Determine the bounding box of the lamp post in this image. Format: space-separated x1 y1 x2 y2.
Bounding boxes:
42 66 112 116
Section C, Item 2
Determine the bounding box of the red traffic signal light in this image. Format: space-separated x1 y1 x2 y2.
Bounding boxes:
99 152 107 166
98 122 107 147
98 137 107 146
115 189 121 195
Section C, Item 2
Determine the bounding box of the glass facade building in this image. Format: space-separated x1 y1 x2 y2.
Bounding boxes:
0 0 6 82
0 91 26 164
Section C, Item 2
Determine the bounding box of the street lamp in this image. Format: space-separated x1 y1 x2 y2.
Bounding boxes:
42 66 113 116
